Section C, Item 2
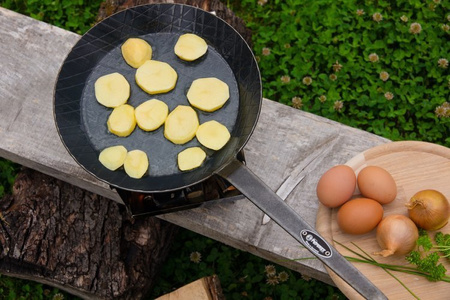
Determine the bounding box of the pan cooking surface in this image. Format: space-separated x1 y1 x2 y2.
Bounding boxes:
54 4 262 192
82 32 239 177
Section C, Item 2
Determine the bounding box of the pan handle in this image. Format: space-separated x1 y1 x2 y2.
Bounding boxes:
217 158 387 300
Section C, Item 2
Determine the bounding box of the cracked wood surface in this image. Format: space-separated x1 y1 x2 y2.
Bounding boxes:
0 6 389 288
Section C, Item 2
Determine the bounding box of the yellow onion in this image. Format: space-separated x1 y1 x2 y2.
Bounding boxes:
405 189 450 230
374 215 419 257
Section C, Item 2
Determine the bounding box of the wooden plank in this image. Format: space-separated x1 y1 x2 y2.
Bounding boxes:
155 275 224 300
0 8 390 285
0 8 120 202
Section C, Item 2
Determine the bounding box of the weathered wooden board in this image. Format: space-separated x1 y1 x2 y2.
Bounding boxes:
317 141 450 299
0 8 118 201
155 275 224 300
0 7 390 285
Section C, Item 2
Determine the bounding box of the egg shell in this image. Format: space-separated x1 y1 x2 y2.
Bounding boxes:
316 165 356 208
337 197 384 235
357 166 397 204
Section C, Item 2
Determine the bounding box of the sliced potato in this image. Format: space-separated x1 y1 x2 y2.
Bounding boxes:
164 105 199 144
121 38 152 68
177 147 207 171
187 77 229 112
107 104 136 137
124 149 149 179
196 120 230 150
99 145 128 171
135 99 169 131
135 60 178 94
94 72 130 108
174 33 208 61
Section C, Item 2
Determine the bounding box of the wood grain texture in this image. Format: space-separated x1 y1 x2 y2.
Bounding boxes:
317 141 450 299
155 275 224 300
0 7 390 285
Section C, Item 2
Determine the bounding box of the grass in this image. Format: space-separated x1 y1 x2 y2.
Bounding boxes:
0 0 448 299
148 228 343 299
227 0 449 147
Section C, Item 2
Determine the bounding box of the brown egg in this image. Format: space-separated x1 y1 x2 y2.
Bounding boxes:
337 198 384 235
357 166 397 204
316 165 356 208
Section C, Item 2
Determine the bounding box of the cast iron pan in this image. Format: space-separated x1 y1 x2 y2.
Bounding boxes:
54 4 257 192
54 4 386 299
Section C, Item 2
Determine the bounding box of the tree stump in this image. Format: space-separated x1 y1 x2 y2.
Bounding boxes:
0 168 178 299
96 0 253 47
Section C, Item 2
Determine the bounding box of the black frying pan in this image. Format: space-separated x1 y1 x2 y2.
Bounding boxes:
54 4 386 299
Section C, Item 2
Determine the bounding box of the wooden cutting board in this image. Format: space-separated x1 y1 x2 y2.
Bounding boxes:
316 141 450 300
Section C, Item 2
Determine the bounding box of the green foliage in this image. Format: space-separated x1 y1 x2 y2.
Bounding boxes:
0 0 103 34
406 229 449 282
0 158 19 199
227 0 450 147
435 231 450 257
149 228 344 299
0 274 74 300
406 250 447 281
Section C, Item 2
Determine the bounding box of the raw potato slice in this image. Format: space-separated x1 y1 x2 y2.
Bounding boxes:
99 145 127 171
135 60 178 94
187 78 230 112
135 99 169 131
107 104 136 137
95 72 130 108
124 150 149 179
121 38 152 68
177 147 207 171
174 33 208 61
196 120 230 150
164 105 199 144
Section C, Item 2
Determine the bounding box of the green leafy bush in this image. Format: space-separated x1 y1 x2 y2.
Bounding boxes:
0 159 19 199
228 0 449 146
0 274 74 300
149 227 344 299
0 0 103 34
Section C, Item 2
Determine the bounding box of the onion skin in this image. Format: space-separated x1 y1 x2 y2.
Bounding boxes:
374 215 419 257
406 189 450 231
